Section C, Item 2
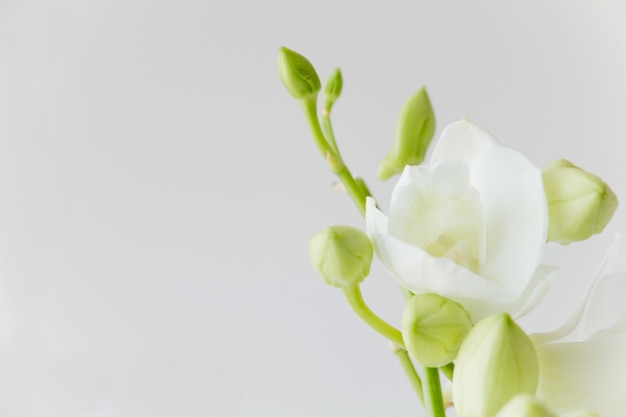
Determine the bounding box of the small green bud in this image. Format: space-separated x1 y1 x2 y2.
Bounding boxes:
278 47 321 99
543 159 618 244
454 313 539 417
309 226 373 288
402 293 472 367
494 394 556 417
323 68 343 112
378 87 436 180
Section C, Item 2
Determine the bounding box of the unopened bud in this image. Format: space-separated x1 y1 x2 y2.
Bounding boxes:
402 293 472 367
278 47 321 99
378 87 436 180
323 68 343 112
494 394 600 417
494 394 556 417
309 226 373 288
543 159 618 244
454 313 539 417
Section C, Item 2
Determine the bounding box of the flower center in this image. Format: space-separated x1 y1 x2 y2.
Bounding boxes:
425 235 479 272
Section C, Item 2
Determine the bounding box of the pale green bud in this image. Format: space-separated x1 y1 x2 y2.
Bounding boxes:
309 226 373 288
543 159 618 244
278 47 321 99
323 68 343 111
454 313 539 417
378 87 436 180
402 293 472 367
494 394 600 417
494 394 556 417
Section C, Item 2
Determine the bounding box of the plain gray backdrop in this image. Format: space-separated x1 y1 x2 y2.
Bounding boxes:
1 0 626 416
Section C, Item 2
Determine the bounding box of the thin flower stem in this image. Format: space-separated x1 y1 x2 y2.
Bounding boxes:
390 344 424 405
300 98 367 216
342 285 405 349
422 366 447 417
320 108 340 156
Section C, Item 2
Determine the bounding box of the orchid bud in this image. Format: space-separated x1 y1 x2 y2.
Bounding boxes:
454 313 539 417
278 47 321 99
309 226 373 288
494 394 556 417
494 394 600 417
323 68 343 112
543 159 618 244
402 293 472 367
378 87 435 180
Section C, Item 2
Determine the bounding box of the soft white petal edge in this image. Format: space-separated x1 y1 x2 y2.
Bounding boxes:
532 236 623 344
469 146 548 295
511 264 560 319
366 197 517 321
430 119 500 164
535 330 626 417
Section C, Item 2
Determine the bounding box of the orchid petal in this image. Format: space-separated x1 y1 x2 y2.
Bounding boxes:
431 119 499 164
469 146 548 295
388 161 486 271
512 264 560 319
533 237 623 345
366 198 516 321
535 330 626 417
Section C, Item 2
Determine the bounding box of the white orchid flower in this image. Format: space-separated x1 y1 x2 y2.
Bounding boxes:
366 119 554 321
531 237 626 417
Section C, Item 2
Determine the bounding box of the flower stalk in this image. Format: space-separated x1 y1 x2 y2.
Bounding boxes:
342 284 404 348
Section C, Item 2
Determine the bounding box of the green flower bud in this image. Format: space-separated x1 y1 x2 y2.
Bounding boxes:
494 394 556 417
402 293 472 367
543 159 618 244
378 87 436 180
323 68 343 112
278 47 321 99
454 313 539 417
309 226 373 288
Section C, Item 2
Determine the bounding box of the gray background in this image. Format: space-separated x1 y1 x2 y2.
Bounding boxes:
1 0 626 416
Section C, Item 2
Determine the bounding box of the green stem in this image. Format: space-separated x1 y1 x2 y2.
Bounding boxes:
422 367 447 417
300 98 367 216
320 108 340 156
391 344 424 405
342 285 405 349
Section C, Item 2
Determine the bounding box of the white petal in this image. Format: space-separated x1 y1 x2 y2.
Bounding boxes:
430 119 499 164
388 161 486 270
470 146 548 295
533 237 623 344
366 198 516 321
535 330 626 417
512 264 560 319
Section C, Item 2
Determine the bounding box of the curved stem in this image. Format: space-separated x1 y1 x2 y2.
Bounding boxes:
342 285 405 348
390 344 424 405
